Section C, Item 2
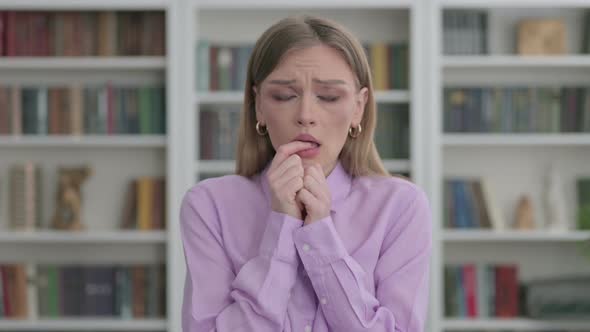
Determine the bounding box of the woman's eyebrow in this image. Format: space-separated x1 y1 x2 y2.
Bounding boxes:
267 78 347 85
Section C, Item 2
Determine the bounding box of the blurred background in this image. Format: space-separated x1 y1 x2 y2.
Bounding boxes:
0 0 589 332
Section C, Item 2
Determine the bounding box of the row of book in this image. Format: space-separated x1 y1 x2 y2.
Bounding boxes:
120 177 166 231
443 178 500 230
0 11 165 56
199 106 241 160
0 85 166 135
195 41 409 92
444 87 590 133
443 10 487 55
196 42 253 92
375 105 410 159
364 42 409 90
444 264 519 318
198 104 410 161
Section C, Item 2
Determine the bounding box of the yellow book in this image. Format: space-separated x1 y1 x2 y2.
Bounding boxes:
370 43 388 91
137 177 153 230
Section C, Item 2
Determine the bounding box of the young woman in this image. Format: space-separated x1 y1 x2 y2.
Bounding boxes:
180 15 432 332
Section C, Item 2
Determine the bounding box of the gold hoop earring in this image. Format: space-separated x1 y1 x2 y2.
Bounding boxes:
256 121 268 136
348 124 362 138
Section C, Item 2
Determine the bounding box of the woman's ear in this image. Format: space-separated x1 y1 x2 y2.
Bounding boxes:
353 87 368 124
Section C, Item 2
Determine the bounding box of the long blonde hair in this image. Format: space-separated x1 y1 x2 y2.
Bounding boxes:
235 15 389 178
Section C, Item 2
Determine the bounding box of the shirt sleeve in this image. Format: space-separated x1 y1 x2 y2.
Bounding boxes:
292 188 432 332
180 185 302 332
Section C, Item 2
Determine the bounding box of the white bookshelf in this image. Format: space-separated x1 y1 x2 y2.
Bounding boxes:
429 0 590 331
0 1 191 332
443 318 590 331
443 229 590 242
0 231 167 244
0 135 167 147
0 318 168 331
0 57 167 70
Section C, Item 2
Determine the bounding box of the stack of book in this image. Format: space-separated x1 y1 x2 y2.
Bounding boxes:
199 106 241 160
444 263 519 318
0 11 165 57
0 264 29 319
37 264 166 318
9 162 43 231
120 177 166 231
0 84 166 135
196 41 254 91
524 276 590 318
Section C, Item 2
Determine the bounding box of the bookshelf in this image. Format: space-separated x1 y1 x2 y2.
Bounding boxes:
428 0 590 331
0 1 192 331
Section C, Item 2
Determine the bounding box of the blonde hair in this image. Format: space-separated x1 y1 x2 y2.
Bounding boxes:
235 15 389 178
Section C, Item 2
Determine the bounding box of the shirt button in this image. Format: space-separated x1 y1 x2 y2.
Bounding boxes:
320 297 327 305
304 325 312 332
302 244 311 252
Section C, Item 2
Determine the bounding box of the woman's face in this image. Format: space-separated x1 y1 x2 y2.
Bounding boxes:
254 44 368 175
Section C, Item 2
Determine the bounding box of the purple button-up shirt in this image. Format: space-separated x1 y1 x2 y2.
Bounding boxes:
180 160 432 332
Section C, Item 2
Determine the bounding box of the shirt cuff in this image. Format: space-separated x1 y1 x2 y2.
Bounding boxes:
258 211 303 265
293 216 348 269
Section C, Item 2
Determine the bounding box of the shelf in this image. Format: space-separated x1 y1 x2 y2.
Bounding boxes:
195 90 410 105
443 230 590 242
0 231 167 244
0 57 166 70
0 135 167 148
194 0 414 9
443 318 590 331
196 159 410 174
0 318 167 331
439 0 590 8
442 55 590 69
442 133 590 146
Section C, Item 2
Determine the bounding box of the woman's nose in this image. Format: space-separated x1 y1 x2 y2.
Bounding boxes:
296 95 316 126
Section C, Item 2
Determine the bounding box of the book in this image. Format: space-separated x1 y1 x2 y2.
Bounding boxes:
577 178 590 230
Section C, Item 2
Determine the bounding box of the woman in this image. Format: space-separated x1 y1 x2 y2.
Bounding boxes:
181 15 432 332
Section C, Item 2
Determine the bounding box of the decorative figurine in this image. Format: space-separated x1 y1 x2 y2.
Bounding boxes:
51 166 93 231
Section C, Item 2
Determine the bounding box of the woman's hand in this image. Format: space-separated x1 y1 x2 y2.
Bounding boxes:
267 141 315 220
297 163 331 225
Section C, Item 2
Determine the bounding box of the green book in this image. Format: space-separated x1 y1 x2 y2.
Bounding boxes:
138 87 152 134
578 178 590 230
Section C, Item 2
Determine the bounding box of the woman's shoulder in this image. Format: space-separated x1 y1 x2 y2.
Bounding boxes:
183 173 260 202
354 173 427 200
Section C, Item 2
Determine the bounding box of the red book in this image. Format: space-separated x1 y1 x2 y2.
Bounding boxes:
463 264 478 317
1 266 12 317
495 265 518 317
0 12 5 56
107 83 114 134
210 46 218 91
6 11 17 56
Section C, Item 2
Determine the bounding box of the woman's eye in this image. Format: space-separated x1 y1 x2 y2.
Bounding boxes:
319 95 340 102
273 95 295 101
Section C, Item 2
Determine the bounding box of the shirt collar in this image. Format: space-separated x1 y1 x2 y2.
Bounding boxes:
259 159 352 213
